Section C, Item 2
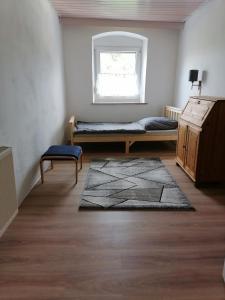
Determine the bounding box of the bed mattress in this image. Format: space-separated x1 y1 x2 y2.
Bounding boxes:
75 121 146 134
75 117 178 135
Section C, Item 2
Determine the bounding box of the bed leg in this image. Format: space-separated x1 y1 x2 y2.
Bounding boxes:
74 159 78 185
125 141 130 154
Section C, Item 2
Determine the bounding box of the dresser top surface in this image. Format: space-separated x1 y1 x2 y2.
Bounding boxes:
191 96 225 102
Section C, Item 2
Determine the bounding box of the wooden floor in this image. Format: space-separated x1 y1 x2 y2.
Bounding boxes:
0 143 225 300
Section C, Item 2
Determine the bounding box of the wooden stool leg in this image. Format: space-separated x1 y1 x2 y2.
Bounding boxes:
75 160 78 185
51 160 53 169
40 159 44 184
80 154 83 170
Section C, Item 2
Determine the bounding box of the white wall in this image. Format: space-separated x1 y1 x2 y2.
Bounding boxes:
174 0 225 108
0 0 65 205
62 20 180 122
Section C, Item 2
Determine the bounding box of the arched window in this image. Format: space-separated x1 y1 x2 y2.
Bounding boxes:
92 31 148 104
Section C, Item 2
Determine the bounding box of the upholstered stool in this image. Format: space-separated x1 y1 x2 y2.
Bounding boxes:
40 145 83 185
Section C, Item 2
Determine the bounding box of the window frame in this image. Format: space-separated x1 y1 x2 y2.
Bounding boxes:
93 46 144 104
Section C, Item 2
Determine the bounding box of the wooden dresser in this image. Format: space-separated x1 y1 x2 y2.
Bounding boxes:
176 96 225 186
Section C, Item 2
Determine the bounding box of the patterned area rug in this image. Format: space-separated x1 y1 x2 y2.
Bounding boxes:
80 158 193 210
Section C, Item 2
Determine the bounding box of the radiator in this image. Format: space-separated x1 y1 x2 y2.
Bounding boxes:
0 147 17 237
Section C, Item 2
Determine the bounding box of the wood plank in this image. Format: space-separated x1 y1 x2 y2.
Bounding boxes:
0 146 225 299
50 0 208 22
176 121 187 167
184 125 199 179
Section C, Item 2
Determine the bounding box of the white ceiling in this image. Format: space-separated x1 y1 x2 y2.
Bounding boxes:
50 0 208 23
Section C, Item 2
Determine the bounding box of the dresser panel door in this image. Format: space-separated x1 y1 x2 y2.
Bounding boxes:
184 126 200 180
176 122 187 167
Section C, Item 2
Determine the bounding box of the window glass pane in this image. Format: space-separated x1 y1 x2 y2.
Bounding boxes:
100 52 136 74
97 51 139 98
97 74 138 97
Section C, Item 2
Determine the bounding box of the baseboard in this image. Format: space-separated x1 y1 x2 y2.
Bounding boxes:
18 162 51 207
0 209 18 238
0 164 50 236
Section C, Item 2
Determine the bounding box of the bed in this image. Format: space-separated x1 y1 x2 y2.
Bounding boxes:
68 106 182 153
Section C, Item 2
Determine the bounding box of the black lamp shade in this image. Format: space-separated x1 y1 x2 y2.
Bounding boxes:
189 70 199 82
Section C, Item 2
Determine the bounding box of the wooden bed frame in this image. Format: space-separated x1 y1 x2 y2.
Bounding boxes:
68 106 182 153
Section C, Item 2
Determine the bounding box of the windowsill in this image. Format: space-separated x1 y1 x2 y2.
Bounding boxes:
92 102 148 105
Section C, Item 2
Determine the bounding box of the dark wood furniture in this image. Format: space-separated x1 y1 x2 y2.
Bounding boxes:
176 96 225 186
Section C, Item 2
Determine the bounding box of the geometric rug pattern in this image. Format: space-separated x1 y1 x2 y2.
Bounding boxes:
80 158 193 210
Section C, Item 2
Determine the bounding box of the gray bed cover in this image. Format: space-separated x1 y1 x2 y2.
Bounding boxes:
75 121 146 134
75 117 178 134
